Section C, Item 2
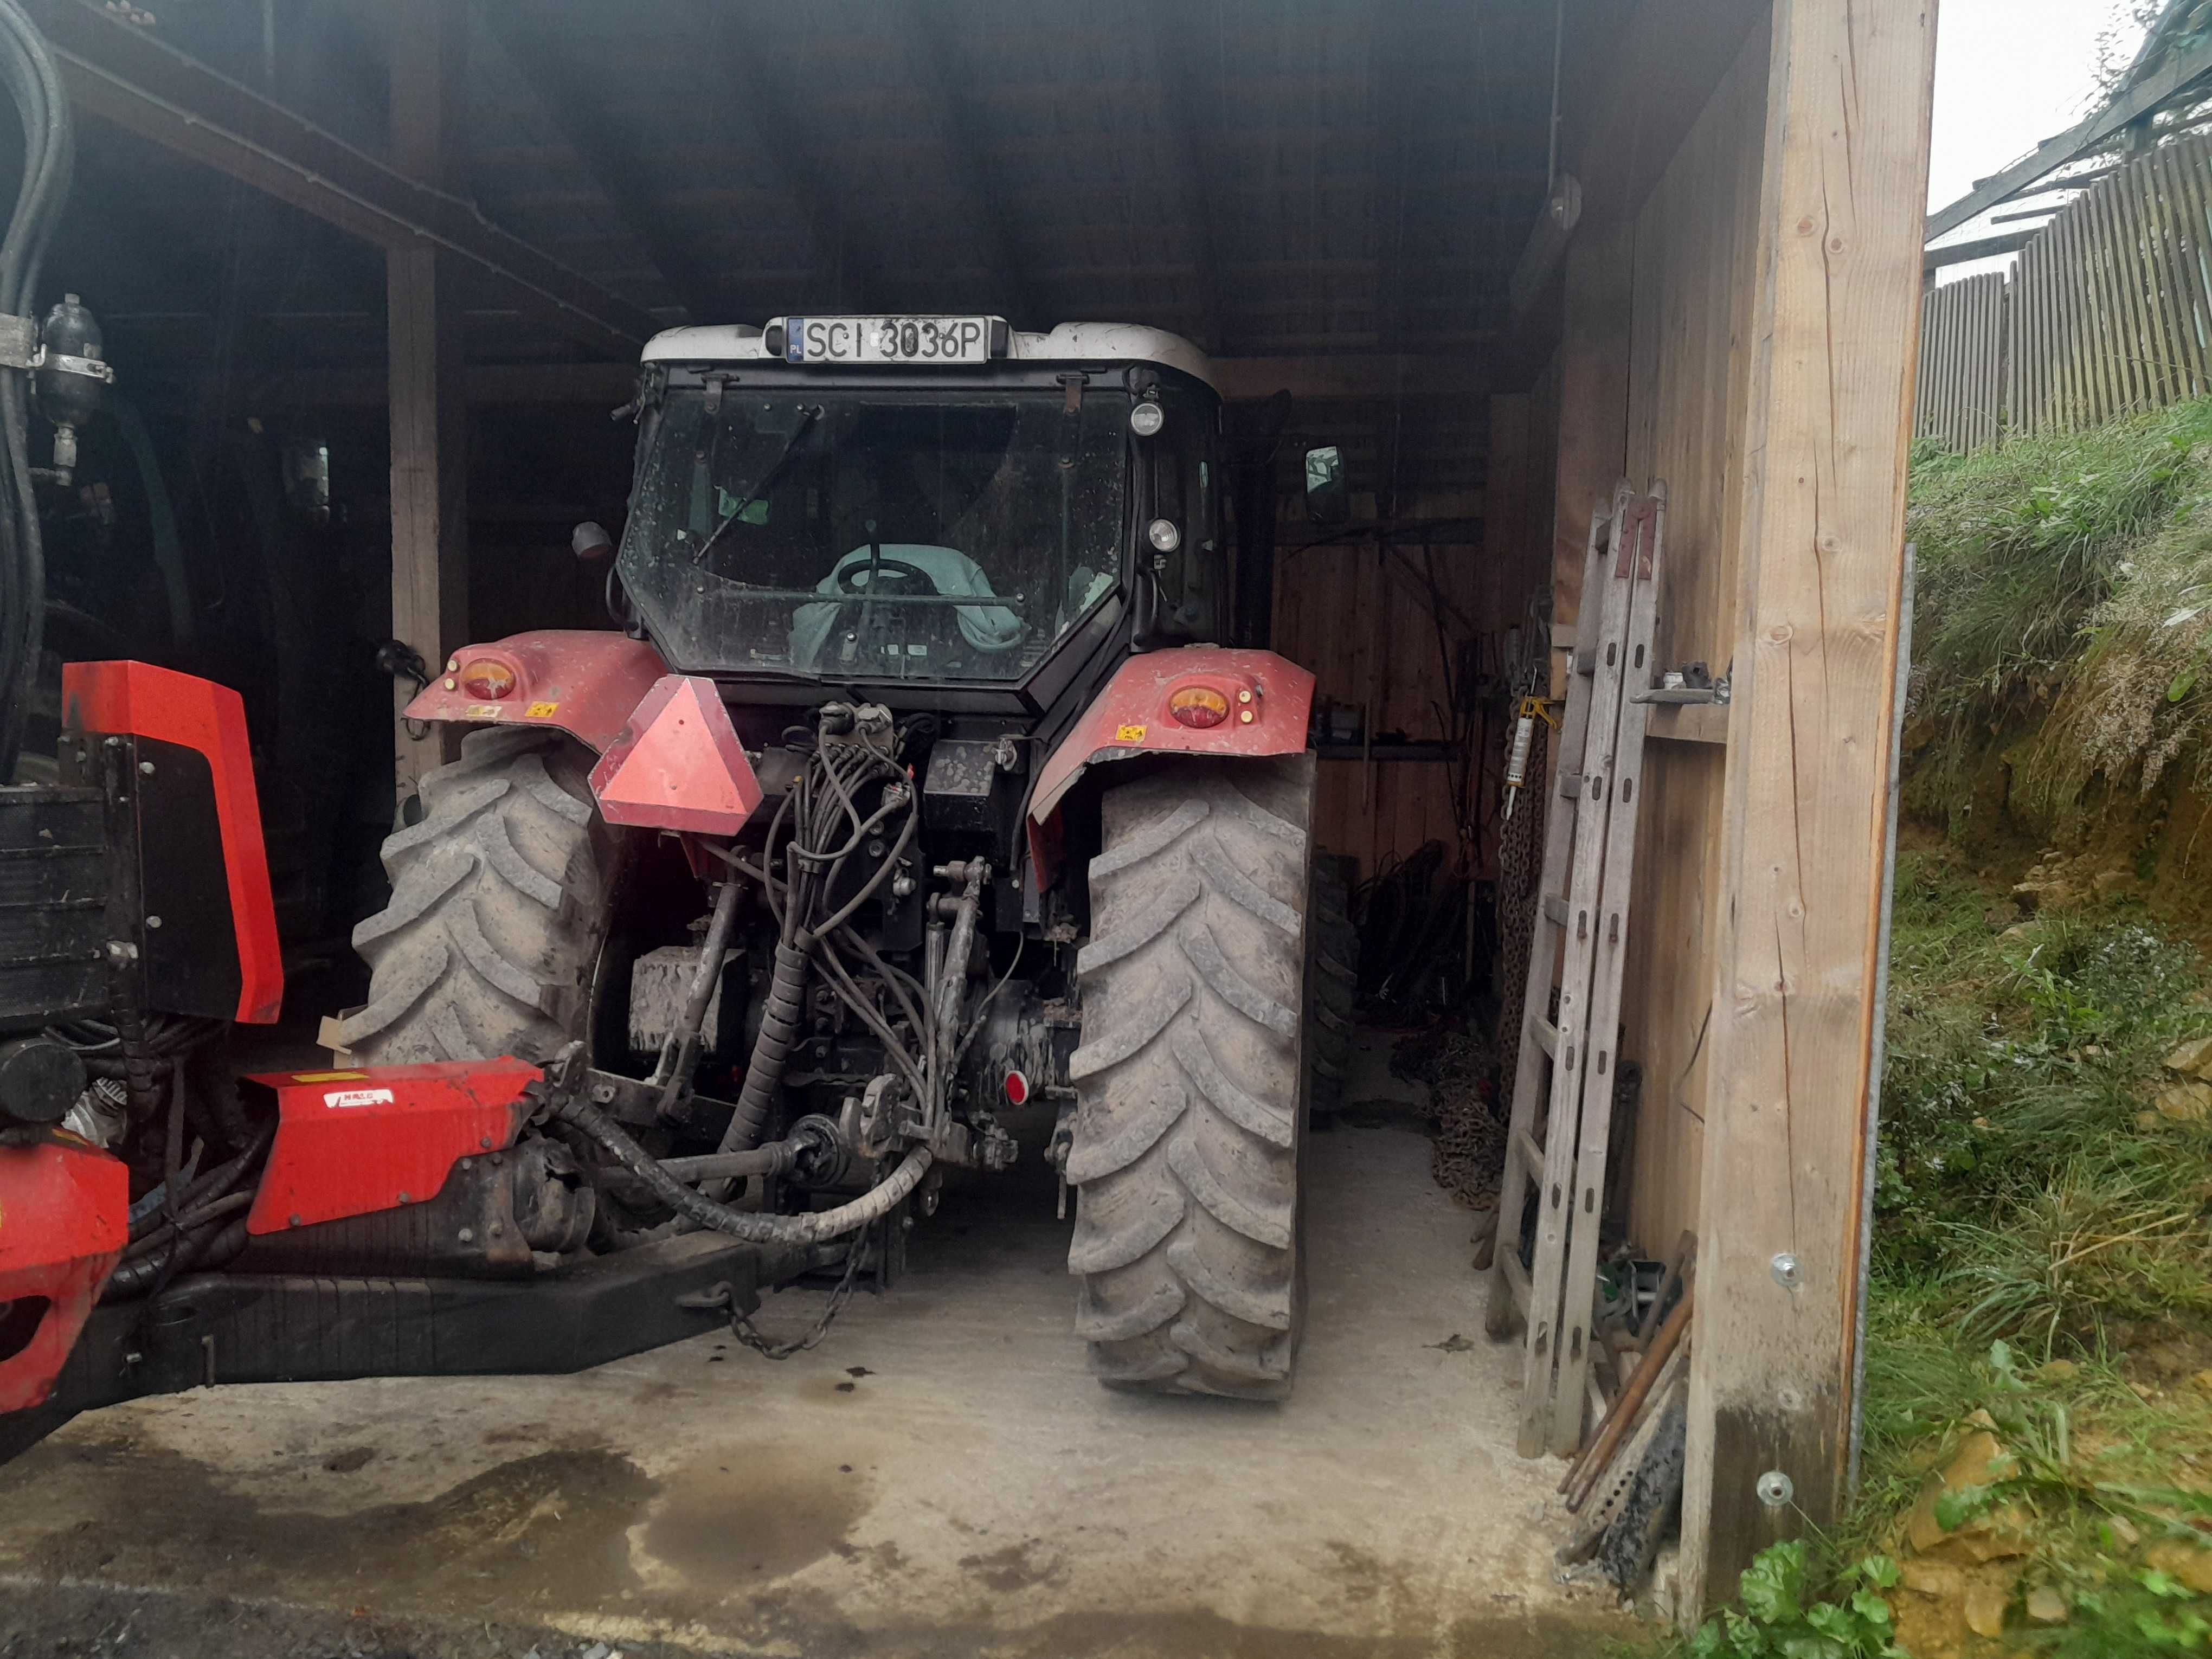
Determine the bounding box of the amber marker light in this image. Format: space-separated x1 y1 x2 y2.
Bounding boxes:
1168 686 1230 728
458 659 517 699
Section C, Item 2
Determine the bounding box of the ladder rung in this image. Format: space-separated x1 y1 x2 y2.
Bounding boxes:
1529 1014 1560 1058
1542 894 1570 926
1575 647 1596 676
1516 1128 1545 1176
1501 1244 1532 1314
1559 773 1583 799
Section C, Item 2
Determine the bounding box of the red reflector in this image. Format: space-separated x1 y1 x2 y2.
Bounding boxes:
588 676 764 837
458 658 517 699
1003 1069 1030 1105
1168 686 1230 728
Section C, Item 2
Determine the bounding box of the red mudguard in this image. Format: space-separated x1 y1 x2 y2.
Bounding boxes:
0 1140 127 1413
401 631 668 755
61 661 284 1025
1027 646 1315 888
245 1059 538 1234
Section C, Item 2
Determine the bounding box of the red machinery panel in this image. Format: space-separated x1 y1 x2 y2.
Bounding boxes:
400 630 668 755
587 673 763 836
245 1060 539 1234
61 660 283 1025
0 1140 127 1412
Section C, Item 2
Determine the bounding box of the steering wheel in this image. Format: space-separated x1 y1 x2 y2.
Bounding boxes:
837 557 936 594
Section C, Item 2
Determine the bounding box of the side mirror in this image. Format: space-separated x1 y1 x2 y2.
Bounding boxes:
573 520 614 561
1303 445 1350 526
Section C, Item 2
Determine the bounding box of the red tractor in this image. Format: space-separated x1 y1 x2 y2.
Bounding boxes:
340 317 1348 1397
0 316 1355 1464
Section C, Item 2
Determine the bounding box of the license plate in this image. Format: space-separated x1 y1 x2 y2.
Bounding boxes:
783 316 992 365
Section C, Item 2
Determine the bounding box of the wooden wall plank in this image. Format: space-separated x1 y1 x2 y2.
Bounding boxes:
1613 21 1770 1261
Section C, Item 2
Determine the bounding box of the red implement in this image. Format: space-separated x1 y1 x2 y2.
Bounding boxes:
61 660 284 1024
0 1140 127 1412
245 1060 538 1234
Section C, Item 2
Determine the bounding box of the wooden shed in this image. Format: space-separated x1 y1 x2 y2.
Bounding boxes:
14 0 1934 1623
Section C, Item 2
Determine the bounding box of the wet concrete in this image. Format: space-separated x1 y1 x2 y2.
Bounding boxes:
0 1123 1645 1657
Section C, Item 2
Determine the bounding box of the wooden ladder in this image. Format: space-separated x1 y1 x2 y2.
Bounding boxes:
1486 480 1667 1459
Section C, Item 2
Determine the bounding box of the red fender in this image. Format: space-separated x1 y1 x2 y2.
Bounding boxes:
1027 646 1316 884
402 631 668 755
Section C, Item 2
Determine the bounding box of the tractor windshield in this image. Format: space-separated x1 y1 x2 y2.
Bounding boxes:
617 387 1130 682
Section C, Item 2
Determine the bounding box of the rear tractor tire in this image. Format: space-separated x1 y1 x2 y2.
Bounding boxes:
1064 756 1316 1399
336 725 620 1065
1308 854 1358 1121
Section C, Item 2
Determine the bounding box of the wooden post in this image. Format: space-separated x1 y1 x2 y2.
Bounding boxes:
1678 0 1936 1618
386 0 469 811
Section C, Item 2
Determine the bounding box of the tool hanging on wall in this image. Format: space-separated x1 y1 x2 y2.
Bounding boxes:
1484 479 1668 1459
1500 693 1555 820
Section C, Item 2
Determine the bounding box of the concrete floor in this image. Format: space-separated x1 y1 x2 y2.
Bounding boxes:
0 1082 1639 1657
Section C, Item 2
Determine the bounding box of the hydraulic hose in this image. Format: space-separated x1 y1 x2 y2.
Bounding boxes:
0 0 74 771
719 937 808 1156
548 1086 931 1248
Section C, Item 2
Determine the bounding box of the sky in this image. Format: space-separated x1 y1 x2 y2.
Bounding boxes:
1928 0 2145 280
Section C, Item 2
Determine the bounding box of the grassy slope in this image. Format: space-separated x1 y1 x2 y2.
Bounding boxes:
1683 416 2212 1654
1854 852 2212 1655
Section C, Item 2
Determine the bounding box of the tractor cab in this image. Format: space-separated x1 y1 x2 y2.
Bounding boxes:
612 319 1226 702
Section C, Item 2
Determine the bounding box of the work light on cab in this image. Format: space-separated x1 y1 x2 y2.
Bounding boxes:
1129 400 1165 438
1168 685 1230 729
458 659 517 699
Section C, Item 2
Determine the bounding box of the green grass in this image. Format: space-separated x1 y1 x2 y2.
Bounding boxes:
1873 853 2211 1340
1904 402 2212 827
1677 854 2212 1654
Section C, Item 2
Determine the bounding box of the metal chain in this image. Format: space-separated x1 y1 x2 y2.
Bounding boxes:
729 1221 874 1360
1428 716 1547 1212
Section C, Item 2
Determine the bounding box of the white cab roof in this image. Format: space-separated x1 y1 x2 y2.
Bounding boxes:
639 319 1218 394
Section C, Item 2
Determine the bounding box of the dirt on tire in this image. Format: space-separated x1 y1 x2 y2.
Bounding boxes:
336 725 619 1065
1064 755 1315 1399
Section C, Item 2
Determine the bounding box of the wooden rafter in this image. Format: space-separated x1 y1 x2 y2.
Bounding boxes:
482 3 726 323
1368 2 1426 515
689 0 879 314
899 1 1037 328
33 0 655 358
1141 0 1226 352
1926 32 2212 241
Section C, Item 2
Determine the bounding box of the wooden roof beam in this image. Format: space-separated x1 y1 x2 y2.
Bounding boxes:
1923 229 2037 270
242 349 1494 409
691 1 880 313
1926 31 2212 240
898 1 1039 329
1141 0 1226 353
29 0 656 359
481 4 730 323
1367 3 1426 516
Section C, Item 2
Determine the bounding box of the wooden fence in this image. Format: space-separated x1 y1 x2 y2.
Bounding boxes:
1917 132 2212 451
